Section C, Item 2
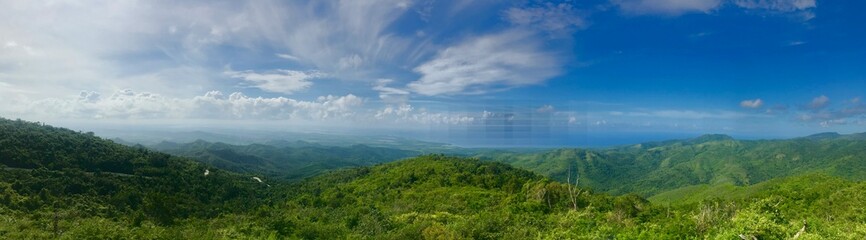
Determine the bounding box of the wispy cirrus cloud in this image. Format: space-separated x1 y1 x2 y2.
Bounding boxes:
225 69 325 95
733 0 816 12
613 0 817 17
372 79 411 103
505 2 588 36
613 0 723 15
408 30 562 96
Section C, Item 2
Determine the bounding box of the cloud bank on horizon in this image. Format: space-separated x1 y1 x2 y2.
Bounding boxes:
1 0 865 140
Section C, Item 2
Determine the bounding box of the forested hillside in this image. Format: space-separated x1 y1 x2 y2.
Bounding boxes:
478 134 866 197
0 118 278 238
2 118 866 238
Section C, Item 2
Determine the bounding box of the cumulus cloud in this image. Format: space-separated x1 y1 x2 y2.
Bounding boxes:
613 0 723 15
809 95 829 109
13 89 363 121
622 110 755 119
6 88 483 127
408 30 561 95
740 98 764 108
374 104 475 125
408 111 475 125
505 3 587 36
375 104 414 119
819 119 846 128
225 69 324 94
794 95 866 127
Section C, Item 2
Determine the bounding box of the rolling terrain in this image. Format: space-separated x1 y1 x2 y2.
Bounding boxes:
2 117 866 238
477 133 866 199
147 140 419 180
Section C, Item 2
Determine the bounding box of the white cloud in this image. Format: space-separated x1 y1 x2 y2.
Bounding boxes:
8 89 363 121
733 0 816 12
0 0 581 111
613 0 723 15
375 104 414 119
372 79 410 103
3 89 482 128
276 53 300 61
408 30 561 95
809 95 829 109
786 41 806 46
819 119 846 128
408 111 475 125
78 91 101 103
225 70 324 94
796 96 866 125
734 0 817 21
0 0 432 99
505 3 587 36
537 105 555 113
251 0 421 76
374 104 475 125
614 0 816 16
338 54 365 70
622 110 755 119
740 98 764 108
0 1 247 98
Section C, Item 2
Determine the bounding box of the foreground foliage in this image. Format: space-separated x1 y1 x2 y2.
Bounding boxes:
1 118 865 239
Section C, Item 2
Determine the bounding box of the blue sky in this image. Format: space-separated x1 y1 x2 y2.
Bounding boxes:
1 0 864 146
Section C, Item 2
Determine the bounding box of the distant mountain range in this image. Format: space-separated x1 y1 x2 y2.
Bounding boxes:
145 139 420 180
477 132 866 198
94 127 460 152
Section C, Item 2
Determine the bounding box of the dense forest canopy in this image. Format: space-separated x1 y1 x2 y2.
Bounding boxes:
477 133 866 198
2 117 866 239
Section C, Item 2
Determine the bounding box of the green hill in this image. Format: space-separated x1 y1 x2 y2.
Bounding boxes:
478 134 866 196
3 118 866 239
247 155 665 239
149 140 419 180
201 155 866 239
0 118 277 238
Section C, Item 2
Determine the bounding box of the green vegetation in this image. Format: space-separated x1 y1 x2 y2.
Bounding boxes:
0 118 279 238
149 140 418 180
477 134 866 197
1 118 866 238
